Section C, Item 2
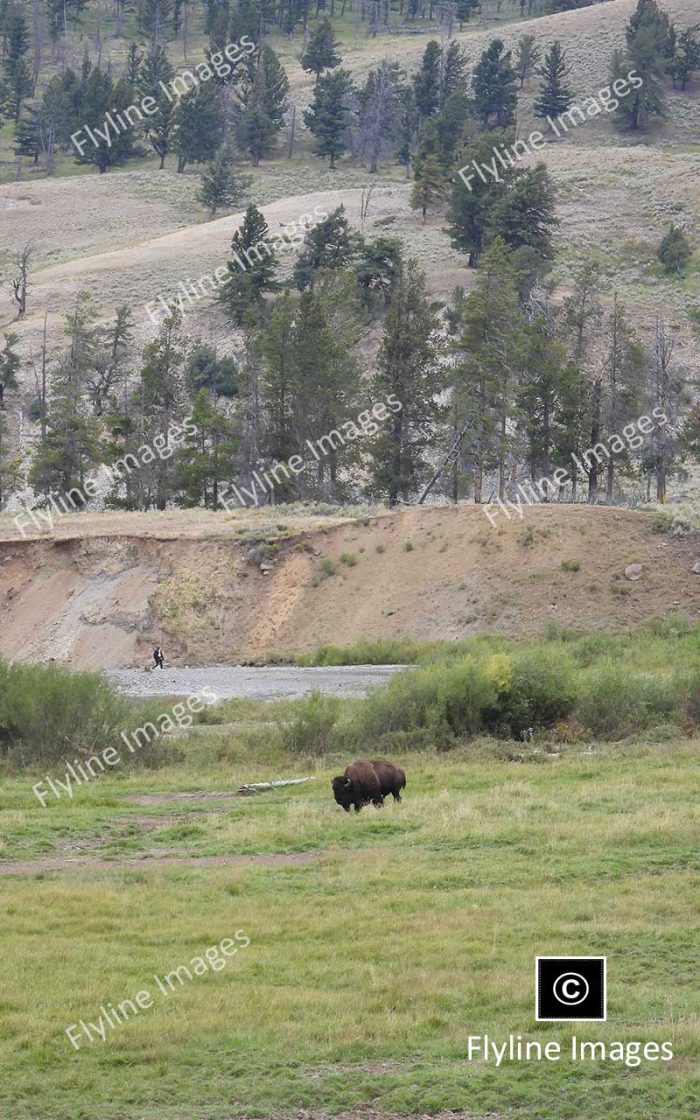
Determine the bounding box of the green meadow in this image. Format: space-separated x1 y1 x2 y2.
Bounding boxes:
0 729 698 1120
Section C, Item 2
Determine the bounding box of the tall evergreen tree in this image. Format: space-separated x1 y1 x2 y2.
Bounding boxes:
533 41 573 123
515 33 540 88
413 39 442 122
441 41 469 105
472 39 517 128
368 260 443 504
0 332 20 410
198 140 252 217
300 17 341 76
303 67 353 168
293 206 354 290
173 81 224 171
74 68 139 172
451 240 523 502
3 10 32 123
600 294 645 498
410 153 448 222
239 45 289 165
219 204 279 324
176 388 237 508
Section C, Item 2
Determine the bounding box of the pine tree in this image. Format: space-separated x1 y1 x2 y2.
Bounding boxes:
176 388 237 508
198 140 252 217
410 153 448 222
517 313 569 490
487 163 557 262
293 206 354 290
472 39 517 128
515 33 540 88
45 0 88 42
2 11 32 123
137 45 174 110
447 129 518 267
184 343 238 401
289 280 361 499
413 39 442 122
533 41 573 123
125 42 143 87
441 42 469 105
259 289 298 493
300 17 341 77
609 47 664 131
14 110 41 165
355 236 403 311
0 410 22 509
450 240 523 502
219 204 279 325
561 261 602 365
29 295 101 498
239 45 289 165
669 27 700 90
368 260 443 504
74 69 139 172
0 332 20 410
173 82 225 172
137 47 174 157
129 312 187 510
303 67 353 169
658 224 693 274
600 294 646 498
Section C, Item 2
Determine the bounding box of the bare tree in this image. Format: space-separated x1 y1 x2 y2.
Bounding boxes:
649 318 678 504
10 244 33 319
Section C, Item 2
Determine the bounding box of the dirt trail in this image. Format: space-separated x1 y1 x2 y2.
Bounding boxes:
0 850 322 876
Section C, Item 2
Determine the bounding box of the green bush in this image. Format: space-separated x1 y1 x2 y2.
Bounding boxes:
494 649 576 736
576 663 676 740
340 552 358 567
0 660 132 768
281 692 344 756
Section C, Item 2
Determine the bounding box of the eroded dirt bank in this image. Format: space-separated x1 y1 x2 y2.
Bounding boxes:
0 504 697 668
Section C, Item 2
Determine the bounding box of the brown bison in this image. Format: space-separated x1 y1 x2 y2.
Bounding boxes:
331 759 382 813
369 759 406 804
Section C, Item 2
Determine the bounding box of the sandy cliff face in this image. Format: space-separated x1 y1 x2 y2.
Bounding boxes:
0 505 696 668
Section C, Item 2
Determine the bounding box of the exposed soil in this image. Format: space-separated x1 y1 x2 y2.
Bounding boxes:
0 504 697 668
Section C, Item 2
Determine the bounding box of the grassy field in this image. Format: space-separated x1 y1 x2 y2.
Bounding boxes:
1 726 698 1120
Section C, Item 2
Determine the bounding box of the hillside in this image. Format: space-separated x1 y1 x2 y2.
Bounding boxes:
0 503 696 667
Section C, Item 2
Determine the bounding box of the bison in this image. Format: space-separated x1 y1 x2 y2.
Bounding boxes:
331 759 382 813
369 759 406 804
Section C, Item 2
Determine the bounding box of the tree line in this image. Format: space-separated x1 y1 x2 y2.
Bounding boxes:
4 215 696 514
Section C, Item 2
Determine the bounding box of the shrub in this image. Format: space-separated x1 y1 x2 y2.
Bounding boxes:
486 648 577 737
576 663 676 740
375 544 386 554
340 552 357 567
281 692 343 756
0 660 133 768
320 557 338 577
404 540 414 552
561 559 581 572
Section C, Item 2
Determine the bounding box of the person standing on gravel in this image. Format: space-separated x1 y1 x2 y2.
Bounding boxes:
153 646 165 669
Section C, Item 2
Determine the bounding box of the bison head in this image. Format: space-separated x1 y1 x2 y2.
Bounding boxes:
331 775 353 811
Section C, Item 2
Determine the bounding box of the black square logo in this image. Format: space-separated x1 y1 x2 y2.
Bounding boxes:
536 957 607 1021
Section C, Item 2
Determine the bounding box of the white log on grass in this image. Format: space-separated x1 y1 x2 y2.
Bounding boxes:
237 776 317 794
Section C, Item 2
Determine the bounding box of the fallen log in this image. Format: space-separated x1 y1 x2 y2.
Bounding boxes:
237 776 317 795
